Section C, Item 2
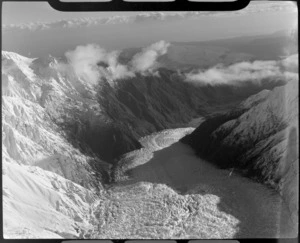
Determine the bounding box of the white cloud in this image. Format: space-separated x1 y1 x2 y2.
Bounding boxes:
59 41 297 86
62 41 170 84
105 51 135 80
281 54 299 72
65 44 107 84
131 40 170 73
185 54 298 86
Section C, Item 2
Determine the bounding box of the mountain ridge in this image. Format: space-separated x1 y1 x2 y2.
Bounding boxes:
181 79 299 232
2 49 298 238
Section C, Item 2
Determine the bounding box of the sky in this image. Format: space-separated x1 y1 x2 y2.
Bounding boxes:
2 2 135 25
2 1 298 57
2 1 297 26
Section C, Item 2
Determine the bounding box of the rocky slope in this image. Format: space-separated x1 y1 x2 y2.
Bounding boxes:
2 51 111 186
181 79 299 232
41 57 283 164
2 51 110 238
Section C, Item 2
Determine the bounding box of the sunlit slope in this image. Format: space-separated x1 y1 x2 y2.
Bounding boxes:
3 162 100 238
2 51 108 238
182 80 299 234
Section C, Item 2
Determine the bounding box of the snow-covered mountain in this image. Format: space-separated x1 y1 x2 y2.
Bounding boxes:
2 49 297 238
2 51 110 186
2 51 110 238
181 78 299 232
0 50 224 238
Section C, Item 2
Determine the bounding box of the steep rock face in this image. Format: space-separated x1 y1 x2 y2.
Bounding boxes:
60 69 283 163
181 80 299 230
59 68 206 164
2 51 110 237
97 71 202 134
2 51 110 188
96 69 287 142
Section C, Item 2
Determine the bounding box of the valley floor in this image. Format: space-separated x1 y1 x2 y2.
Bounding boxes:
95 126 295 238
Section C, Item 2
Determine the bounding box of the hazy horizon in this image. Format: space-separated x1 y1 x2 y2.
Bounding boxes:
2 1 297 57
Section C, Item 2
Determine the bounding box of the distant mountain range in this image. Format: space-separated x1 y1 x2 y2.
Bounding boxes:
3 27 297 64
122 29 297 70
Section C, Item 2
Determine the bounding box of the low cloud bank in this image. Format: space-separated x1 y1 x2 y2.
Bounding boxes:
63 41 169 84
281 54 298 72
60 42 297 86
131 41 170 73
185 54 298 86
